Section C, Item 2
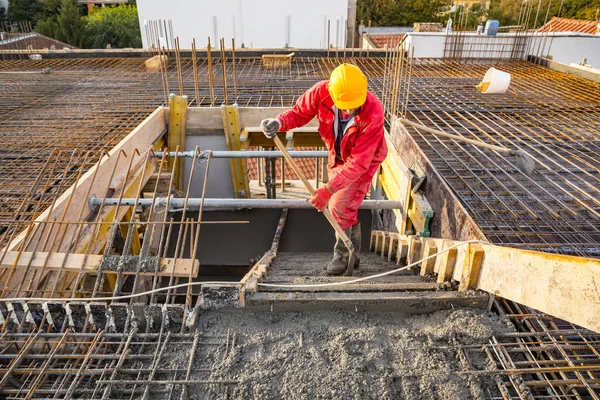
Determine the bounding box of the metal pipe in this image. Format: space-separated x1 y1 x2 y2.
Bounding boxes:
89 197 402 210
153 150 329 158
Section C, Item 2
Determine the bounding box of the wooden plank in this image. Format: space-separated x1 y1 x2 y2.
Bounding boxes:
437 240 458 283
145 55 167 73
458 243 484 291
406 236 422 268
75 161 155 255
7 107 167 253
0 251 198 278
387 232 399 261
477 244 600 333
420 239 437 276
143 172 172 195
396 238 408 265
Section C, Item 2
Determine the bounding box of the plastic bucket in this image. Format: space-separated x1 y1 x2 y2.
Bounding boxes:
478 67 511 94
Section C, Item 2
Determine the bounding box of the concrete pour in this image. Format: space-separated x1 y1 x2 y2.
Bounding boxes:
187 308 514 399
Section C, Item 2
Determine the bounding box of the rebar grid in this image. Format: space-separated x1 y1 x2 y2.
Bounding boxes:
385 57 600 258
0 145 223 305
490 298 600 399
1 303 598 399
0 58 166 246
0 330 237 399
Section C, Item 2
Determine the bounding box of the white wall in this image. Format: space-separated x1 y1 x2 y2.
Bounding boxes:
541 34 600 69
137 0 348 49
402 32 600 68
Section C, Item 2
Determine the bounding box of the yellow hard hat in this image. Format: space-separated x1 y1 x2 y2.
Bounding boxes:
328 63 368 110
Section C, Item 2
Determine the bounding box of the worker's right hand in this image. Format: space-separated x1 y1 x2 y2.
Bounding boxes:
311 186 333 212
260 118 281 139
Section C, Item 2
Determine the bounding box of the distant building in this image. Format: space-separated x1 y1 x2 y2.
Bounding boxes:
0 32 77 50
136 0 357 49
360 26 412 49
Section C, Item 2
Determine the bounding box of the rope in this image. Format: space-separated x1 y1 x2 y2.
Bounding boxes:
4 240 487 302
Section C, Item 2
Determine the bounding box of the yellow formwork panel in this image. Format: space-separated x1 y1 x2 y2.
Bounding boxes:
221 104 250 198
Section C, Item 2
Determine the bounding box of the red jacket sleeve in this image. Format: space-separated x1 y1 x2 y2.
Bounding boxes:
327 111 385 192
277 81 324 131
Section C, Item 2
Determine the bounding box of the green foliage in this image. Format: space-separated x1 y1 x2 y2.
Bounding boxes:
56 0 84 46
487 0 600 27
34 0 83 46
359 0 599 28
82 5 141 49
34 15 59 37
462 3 488 28
6 0 43 24
357 0 447 26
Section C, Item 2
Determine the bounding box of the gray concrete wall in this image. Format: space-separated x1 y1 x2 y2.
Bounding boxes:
183 135 235 198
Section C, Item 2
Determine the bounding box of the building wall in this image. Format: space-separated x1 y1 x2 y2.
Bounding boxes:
543 35 600 68
403 32 600 68
137 0 349 49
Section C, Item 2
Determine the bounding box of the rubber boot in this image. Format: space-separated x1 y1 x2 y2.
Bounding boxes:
350 222 361 270
326 227 352 275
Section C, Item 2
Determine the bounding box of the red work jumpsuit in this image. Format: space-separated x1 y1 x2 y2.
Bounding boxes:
278 81 388 230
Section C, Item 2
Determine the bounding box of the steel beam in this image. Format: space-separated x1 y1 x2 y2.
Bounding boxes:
89 197 402 210
152 150 329 158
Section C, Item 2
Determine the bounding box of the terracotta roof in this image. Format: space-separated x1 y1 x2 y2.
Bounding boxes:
537 17 599 34
0 32 77 50
366 34 405 49
247 147 317 180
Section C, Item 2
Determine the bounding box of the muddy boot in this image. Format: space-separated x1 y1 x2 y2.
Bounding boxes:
350 222 361 270
326 227 352 275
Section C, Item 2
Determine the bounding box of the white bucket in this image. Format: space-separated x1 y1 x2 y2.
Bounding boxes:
478 67 511 94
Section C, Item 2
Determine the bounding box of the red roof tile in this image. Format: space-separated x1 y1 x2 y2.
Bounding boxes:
366 34 405 49
538 17 599 34
0 32 77 50
247 147 317 180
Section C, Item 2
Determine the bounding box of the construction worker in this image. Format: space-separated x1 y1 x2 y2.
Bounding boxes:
261 63 387 275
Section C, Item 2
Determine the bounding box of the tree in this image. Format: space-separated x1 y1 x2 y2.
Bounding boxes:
488 0 600 28
6 0 43 24
35 0 83 47
56 0 84 46
357 0 447 26
82 5 142 49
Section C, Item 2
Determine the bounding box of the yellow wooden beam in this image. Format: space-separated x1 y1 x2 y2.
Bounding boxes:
120 208 141 256
379 135 434 236
407 191 434 237
420 239 437 276
75 161 155 255
437 240 457 283
0 251 199 278
221 104 250 198
168 94 188 190
373 229 600 333
145 55 167 73
458 243 484 291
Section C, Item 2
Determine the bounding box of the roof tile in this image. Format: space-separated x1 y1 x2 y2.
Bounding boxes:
537 17 599 34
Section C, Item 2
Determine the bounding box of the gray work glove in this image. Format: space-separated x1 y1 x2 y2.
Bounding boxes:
260 118 281 139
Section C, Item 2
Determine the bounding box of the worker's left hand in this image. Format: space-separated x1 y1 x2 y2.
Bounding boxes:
260 118 281 139
311 187 333 211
